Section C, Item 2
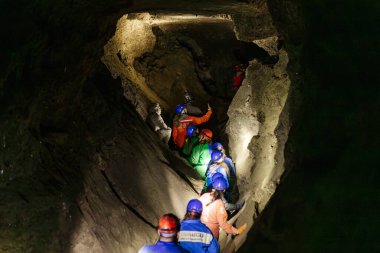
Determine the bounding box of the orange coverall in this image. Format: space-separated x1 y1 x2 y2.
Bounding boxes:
172 109 212 149
199 192 238 240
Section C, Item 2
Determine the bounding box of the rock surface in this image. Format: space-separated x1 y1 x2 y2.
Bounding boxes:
3 0 376 253
0 0 284 252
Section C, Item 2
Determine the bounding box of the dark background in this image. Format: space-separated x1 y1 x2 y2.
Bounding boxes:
240 0 380 252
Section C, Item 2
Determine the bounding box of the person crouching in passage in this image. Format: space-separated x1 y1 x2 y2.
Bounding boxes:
178 199 219 253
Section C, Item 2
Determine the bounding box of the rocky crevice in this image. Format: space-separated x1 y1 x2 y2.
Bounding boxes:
100 169 157 229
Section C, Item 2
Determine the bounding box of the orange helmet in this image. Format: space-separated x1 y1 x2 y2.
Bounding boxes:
200 129 213 140
158 214 179 237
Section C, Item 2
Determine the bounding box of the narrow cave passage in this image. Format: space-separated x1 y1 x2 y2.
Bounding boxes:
103 13 278 141
100 12 290 253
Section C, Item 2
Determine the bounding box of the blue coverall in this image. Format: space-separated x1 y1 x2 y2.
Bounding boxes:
178 219 220 253
138 241 189 253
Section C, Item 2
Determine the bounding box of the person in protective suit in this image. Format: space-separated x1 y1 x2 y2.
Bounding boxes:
204 150 230 192
138 213 189 253
178 199 219 253
211 142 239 202
187 129 213 179
146 103 172 144
232 63 247 91
211 142 236 179
172 104 212 149
206 173 243 212
199 178 247 240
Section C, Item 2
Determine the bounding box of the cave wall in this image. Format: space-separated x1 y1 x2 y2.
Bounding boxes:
239 0 380 252
0 1 201 252
102 13 217 118
227 47 291 206
224 45 291 251
0 1 132 251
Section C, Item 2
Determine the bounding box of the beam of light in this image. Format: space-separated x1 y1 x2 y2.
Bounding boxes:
235 127 255 174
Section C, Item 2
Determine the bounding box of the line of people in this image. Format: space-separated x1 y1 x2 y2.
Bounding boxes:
140 93 247 252
139 181 246 253
173 102 243 211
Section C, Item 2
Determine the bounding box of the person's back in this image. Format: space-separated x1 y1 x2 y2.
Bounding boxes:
179 219 219 253
178 199 219 253
211 143 238 202
199 179 247 240
138 241 189 253
223 156 239 202
205 161 230 190
211 142 236 178
205 150 230 190
187 129 213 179
182 136 200 157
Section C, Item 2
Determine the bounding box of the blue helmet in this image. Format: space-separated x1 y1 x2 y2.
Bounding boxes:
186 199 203 214
211 150 224 163
212 172 224 182
186 125 198 137
212 142 224 150
212 177 227 191
175 104 186 114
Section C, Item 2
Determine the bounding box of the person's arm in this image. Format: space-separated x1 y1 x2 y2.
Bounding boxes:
190 105 212 125
216 201 238 235
186 104 203 116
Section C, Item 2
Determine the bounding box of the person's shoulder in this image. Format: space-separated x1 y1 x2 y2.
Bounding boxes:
224 156 233 162
219 162 229 169
199 192 211 200
215 198 224 206
180 219 191 226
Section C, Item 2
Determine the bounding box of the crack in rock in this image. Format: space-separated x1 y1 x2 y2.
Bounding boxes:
100 170 156 230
